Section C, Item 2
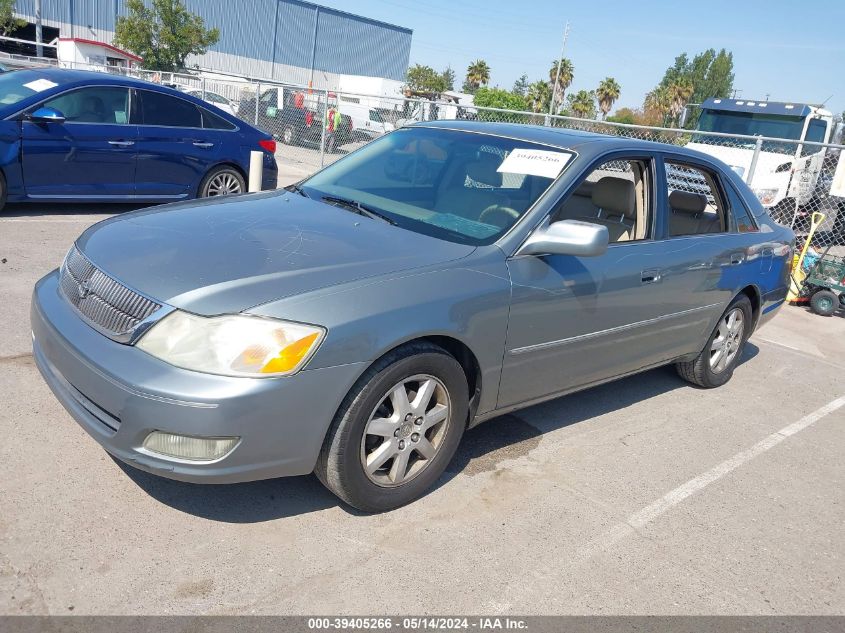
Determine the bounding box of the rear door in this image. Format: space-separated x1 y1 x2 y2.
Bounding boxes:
21 86 136 198
135 89 224 198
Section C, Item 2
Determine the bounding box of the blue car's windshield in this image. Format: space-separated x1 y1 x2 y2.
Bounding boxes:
300 127 575 245
0 70 62 111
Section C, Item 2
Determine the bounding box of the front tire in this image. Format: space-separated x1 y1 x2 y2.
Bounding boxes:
676 295 753 388
315 342 468 512
198 166 245 198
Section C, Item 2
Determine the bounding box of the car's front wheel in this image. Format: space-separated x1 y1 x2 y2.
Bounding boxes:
315 342 468 512
199 166 245 198
676 294 753 388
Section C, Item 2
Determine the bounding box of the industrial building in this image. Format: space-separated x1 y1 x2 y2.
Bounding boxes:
11 0 413 93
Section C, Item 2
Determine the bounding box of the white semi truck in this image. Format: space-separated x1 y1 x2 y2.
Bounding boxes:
686 98 836 223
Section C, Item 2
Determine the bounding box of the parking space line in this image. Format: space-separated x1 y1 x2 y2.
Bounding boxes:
592 393 845 552
754 336 845 369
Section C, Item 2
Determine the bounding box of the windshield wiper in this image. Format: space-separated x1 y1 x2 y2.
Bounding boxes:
285 183 310 198
320 195 397 225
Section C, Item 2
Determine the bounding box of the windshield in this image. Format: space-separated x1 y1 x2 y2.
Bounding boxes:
0 70 61 110
300 127 575 245
695 109 807 154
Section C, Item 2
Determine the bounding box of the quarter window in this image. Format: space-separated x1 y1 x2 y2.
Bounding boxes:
724 182 759 233
665 161 727 237
200 107 236 130
40 87 130 124
139 90 202 127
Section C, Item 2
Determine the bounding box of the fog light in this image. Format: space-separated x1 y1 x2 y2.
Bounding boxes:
142 431 239 461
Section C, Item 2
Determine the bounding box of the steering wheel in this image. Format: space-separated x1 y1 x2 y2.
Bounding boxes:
478 205 520 228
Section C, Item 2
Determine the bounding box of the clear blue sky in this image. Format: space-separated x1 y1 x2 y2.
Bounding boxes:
318 0 845 116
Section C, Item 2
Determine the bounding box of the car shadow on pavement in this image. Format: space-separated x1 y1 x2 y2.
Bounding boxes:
3 202 152 217
118 343 760 521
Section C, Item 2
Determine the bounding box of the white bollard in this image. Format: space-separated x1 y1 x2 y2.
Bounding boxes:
248 150 263 193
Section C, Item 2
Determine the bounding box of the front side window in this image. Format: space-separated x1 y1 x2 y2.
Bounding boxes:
41 87 130 124
802 118 829 157
551 158 652 243
139 90 202 127
300 127 575 245
665 161 727 237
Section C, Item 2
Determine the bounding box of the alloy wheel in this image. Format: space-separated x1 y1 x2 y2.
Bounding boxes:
710 308 745 373
205 172 243 196
360 374 450 487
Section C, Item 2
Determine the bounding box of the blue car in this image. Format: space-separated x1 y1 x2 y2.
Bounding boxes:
0 68 278 210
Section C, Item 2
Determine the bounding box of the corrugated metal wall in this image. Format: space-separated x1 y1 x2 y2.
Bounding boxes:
13 0 412 82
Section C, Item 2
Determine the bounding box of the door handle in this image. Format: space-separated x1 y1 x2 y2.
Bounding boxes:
641 268 662 284
107 140 134 147
730 252 745 265
192 141 214 148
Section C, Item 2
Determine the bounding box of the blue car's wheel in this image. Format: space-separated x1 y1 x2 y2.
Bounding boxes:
199 166 245 198
0 171 6 212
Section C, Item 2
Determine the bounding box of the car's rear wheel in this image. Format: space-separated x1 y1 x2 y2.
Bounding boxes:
810 289 838 316
282 125 298 145
199 166 245 198
315 342 468 512
676 295 753 388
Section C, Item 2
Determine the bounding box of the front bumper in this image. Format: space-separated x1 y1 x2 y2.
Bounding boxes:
31 271 366 484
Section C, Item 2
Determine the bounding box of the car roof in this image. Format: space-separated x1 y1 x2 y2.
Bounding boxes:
413 119 729 165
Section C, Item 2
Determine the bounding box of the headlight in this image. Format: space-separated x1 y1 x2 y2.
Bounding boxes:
753 188 779 206
136 311 325 377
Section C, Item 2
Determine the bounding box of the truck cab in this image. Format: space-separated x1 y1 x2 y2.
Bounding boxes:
687 98 833 223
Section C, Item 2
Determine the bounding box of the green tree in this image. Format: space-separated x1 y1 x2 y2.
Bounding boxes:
406 64 448 94
548 58 574 112
472 86 528 121
655 48 734 125
113 0 220 72
667 77 694 126
595 77 621 120
0 0 26 37
512 74 530 97
567 89 597 119
441 66 456 91
463 59 491 94
526 80 551 113
645 85 672 126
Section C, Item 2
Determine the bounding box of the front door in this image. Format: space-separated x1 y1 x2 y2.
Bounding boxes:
21 86 136 198
498 155 701 408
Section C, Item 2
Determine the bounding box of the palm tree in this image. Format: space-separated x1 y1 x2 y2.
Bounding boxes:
526 80 551 113
569 89 596 119
645 86 671 126
667 77 694 126
464 59 491 93
596 77 621 120
548 58 574 112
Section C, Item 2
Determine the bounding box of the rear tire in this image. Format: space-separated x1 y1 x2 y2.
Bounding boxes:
810 290 838 316
315 342 468 512
282 125 298 145
676 295 753 388
198 165 245 198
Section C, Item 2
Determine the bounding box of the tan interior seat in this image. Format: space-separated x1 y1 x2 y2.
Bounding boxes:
576 176 637 242
668 190 721 235
435 154 508 220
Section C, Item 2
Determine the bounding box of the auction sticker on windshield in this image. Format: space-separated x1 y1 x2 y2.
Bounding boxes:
497 148 572 179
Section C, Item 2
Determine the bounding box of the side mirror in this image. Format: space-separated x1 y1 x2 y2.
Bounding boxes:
29 107 66 123
517 219 609 258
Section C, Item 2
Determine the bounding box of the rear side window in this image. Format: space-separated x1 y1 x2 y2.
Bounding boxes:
665 161 727 237
724 182 759 233
200 107 236 130
139 90 202 127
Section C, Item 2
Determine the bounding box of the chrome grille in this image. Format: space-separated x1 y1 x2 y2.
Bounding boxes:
59 246 161 339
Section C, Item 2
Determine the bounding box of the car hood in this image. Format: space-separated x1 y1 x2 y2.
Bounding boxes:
76 191 475 315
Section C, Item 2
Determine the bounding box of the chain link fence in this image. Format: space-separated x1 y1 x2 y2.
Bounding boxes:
5 52 845 265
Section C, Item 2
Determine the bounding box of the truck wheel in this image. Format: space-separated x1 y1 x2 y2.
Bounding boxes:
770 200 794 226
315 342 468 512
676 295 752 389
810 290 838 316
282 126 298 145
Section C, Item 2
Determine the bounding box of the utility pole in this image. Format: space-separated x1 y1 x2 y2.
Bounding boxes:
35 0 42 57
548 21 571 119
